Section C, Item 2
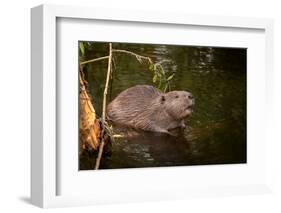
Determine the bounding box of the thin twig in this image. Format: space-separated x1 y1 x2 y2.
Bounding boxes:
102 46 112 120
109 56 115 101
113 134 124 138
80 56 109 65
94 43 112 170
154 59 171 66
112 49 153 64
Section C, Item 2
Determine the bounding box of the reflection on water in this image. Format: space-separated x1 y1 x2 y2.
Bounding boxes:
79 42 247 170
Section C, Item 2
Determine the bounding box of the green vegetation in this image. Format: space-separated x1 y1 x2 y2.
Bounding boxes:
79 41 175 92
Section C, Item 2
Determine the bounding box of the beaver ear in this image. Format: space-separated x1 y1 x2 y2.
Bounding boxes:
161 95 165 103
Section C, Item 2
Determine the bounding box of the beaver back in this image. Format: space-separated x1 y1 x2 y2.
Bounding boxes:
107 85 161 127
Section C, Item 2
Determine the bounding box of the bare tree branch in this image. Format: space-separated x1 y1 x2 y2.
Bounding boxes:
112 49 153 64
94 43 112 170
80 56 109 65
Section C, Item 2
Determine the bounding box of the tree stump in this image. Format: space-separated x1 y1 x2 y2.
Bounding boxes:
79 70 101 154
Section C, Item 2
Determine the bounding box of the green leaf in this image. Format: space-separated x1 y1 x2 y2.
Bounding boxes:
153 74 157 83
167 74 175 81
159 66 165 75
163 84 168 93
158 77 162 89
80 42 85 56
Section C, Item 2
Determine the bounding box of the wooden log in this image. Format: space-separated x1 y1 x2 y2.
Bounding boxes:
79 70 101 154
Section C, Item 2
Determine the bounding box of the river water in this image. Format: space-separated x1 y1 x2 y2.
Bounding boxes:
79 42 247 170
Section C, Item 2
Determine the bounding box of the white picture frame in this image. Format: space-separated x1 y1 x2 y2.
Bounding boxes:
31 4 274 208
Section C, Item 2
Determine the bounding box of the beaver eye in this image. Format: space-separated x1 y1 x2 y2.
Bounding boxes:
175 95 179 98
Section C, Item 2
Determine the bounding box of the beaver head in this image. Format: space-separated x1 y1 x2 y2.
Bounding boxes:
160 90 194 120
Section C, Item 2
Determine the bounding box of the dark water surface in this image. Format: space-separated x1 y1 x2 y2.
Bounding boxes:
80 42 247 170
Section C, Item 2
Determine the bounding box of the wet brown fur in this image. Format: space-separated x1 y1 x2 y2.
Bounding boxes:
106 85 194 135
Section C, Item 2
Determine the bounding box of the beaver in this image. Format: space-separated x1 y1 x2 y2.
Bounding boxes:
106 85 194 136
